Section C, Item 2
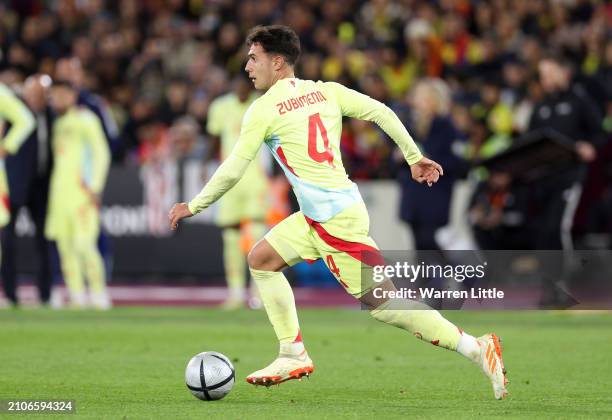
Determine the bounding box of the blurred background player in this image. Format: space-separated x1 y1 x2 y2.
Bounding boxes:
46 80 111 309
0 82 35 306
206 74 268 309
55 57 117 283
2 75 54 307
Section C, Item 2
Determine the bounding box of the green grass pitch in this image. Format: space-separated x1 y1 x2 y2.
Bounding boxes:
1 307 611 419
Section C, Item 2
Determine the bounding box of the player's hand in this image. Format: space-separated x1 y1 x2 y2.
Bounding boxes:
168 202 193 231
410 157 443 187
0 145 7 159
80 181 100 207
575 141 596 162
88 192 101 208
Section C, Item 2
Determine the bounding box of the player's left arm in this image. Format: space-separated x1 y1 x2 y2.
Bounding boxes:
0 85 36 157
326 82 442 186
83 112 111 205
169 100 270 230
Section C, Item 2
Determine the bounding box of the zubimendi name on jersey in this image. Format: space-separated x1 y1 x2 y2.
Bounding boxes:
276 91 327 115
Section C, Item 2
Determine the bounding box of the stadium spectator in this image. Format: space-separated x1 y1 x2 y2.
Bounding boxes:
469 171 532 250
0 0 608 268
398 78 465 250
169 115 206 162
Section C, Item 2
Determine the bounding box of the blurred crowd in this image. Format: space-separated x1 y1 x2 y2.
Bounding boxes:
0 0 611 247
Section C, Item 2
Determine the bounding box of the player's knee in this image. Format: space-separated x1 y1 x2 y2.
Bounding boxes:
247 239 285 272
247 241 266 270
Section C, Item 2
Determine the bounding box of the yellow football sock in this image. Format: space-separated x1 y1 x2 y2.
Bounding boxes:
57 239 84 294
249 268 300 344
223 228 246 300
370 299 462 350
82 243 106 294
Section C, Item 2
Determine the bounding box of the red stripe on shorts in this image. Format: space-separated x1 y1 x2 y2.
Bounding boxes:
304 216 385 267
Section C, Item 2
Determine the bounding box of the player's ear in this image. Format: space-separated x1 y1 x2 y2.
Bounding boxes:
272 55 285 71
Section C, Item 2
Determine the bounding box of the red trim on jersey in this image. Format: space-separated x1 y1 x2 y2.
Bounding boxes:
276 146 297 176
1 194 10 211
304 216 385 266
303 258 318 264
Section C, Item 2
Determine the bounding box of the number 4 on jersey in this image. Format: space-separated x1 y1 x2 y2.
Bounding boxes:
308 113 335 168
326 254 349 289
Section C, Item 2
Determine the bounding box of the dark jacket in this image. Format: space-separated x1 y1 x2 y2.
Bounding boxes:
5 105 54 208
528 84 605 148
399 116 465 226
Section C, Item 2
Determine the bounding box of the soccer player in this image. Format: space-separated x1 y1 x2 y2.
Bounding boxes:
46 80 111 309
169 25 508 399
207 75 268 309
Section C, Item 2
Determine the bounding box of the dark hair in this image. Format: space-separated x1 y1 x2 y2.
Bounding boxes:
540 52 574 72
246 25 301 66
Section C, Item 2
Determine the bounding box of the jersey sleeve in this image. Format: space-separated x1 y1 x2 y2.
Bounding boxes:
230 98 271 161
82 111 110 194
206 98 224 136
187 154 251 215
325 82 423 165
0 85 35 154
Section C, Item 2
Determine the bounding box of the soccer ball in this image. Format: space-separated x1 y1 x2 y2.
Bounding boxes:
185 351 235 401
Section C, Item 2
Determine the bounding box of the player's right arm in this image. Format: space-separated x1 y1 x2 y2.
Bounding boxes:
168 99 270 230
326 82 443 185
0 84 36 157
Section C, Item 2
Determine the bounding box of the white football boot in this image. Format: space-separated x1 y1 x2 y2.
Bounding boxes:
246 350 314 386
477 333 509 400
90 290 113 310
